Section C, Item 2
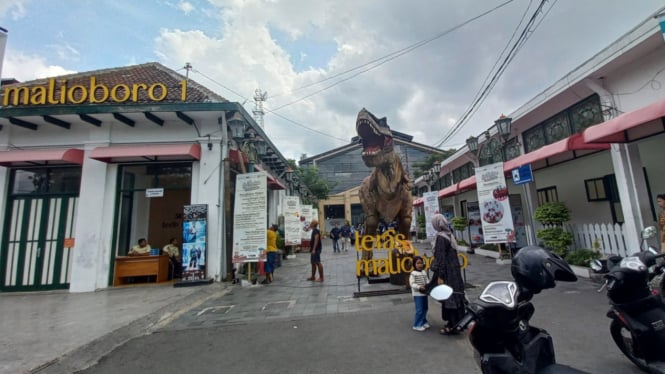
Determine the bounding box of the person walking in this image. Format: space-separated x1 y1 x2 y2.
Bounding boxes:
657 194 665 253
426 213 466 335
409 256 430 332
306 219 324 282
261 224 279 284
330 223 341 253
340 222 351 252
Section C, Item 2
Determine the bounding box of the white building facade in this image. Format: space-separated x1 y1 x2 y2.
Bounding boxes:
419 8 665 254
0 63 292 292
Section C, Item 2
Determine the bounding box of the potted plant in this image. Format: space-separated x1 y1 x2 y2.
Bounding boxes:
534 202 573 257
451 216 471 253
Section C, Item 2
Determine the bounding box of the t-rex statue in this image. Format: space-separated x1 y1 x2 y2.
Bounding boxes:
356 107 413 244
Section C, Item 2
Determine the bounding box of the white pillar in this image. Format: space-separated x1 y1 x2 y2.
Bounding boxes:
610 143 653 249
193 137 223 281
69 150 113 292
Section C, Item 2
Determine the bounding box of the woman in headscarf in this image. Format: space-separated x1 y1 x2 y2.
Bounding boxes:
427 213 466 335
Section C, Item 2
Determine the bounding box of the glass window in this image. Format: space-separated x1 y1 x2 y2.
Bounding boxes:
11 167 81 195
537 186 558 205
120 163 192 191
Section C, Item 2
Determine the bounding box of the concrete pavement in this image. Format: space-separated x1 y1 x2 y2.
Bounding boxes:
2 238 620 374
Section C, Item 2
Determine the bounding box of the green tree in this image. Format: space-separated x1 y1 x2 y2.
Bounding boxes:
412 150 456 178
287 159 337 206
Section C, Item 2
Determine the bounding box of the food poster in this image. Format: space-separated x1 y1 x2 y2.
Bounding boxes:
283 196 302 246
467 201 483 245
475 162 515 244
232 172 268 263
301 206 313 240
182 204 208 280
422 191 440 240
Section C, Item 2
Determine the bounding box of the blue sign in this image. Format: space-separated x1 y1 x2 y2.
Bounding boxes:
512 164 533 185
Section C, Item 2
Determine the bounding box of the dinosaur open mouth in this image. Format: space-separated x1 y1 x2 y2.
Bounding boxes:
357 118 393 156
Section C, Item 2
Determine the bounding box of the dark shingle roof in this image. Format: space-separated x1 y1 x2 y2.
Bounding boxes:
1 62 228 107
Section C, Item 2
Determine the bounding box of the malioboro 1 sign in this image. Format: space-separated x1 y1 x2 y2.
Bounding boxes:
2 77 189 106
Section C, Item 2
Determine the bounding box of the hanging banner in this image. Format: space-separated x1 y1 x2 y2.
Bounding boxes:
423 191 440 240
283 196 302 246
475 162 515 244
300 206 313 240
232 172 268 263
182 204 208 280
467 201 483 245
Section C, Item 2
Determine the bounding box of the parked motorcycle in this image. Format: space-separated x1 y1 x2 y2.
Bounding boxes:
590 226 665 373
431 246 588 373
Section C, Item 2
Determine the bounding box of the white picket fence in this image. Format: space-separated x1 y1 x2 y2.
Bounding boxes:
544 223 628 257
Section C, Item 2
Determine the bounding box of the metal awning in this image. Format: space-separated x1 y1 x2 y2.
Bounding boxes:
583 97 665 143
503 133 609 171
0 148 84 166
90 143 201 163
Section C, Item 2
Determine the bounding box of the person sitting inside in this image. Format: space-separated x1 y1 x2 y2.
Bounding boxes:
162 237 182 279
128 238 151 256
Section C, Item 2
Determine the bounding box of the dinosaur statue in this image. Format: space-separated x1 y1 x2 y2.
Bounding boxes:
356 107 413 253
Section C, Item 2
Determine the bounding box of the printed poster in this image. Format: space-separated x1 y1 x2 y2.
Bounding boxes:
301 206 313 240
467 201 483 245
423 191 440 240
182 204 207 281
283 196 301 246
475 162 515 244
232 172 268 263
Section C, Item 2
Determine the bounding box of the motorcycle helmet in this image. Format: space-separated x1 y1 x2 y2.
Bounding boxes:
511 246 577 293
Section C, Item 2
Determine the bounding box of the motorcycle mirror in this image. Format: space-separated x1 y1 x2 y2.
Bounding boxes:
590 259 603 272
430 285 453 301
641 226 657 240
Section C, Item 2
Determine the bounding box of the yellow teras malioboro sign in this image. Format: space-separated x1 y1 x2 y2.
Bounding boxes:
355 229 431 276
2 77 188 106
354 229 469 277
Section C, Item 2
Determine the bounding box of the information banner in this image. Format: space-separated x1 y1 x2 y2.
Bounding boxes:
232 172 268 263
423 191 440 240
475 162 515 244
283 196 301 246
301 206 313 240
182 204 207 280
467 201 483 245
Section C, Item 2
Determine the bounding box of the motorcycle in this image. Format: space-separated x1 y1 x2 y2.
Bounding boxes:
590 226 665 373
431 246 588 373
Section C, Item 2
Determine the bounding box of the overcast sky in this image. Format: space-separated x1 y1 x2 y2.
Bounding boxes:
1 0 663 161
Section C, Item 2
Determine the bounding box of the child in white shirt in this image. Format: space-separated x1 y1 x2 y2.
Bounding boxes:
409 256 430 331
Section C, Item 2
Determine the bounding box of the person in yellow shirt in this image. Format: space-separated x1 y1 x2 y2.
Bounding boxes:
129 238 151 256
261 224 279 284
162 237 182 279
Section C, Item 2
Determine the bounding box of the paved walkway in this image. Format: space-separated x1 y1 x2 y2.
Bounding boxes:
3 238 520 374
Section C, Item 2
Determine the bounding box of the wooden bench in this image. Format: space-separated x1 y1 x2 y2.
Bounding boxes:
113 255 169 286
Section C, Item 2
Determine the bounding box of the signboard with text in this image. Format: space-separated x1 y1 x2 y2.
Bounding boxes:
475 162 515 244
232 172 267 263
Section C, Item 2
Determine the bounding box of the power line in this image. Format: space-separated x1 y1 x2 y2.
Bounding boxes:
267 0 515 112
433 0 551 148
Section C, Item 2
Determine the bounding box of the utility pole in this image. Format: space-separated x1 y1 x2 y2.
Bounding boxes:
253 89 267 129
184 62 192 80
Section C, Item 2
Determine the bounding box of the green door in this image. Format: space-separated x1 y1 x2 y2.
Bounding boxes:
0 196 78 291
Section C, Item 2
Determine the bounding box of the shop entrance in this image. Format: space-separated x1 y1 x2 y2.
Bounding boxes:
109 162 192 284
0 167 80 291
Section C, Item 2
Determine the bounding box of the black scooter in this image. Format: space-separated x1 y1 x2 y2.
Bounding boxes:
431 246 588 374
591 227 665 373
